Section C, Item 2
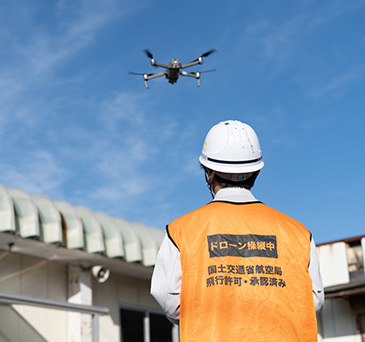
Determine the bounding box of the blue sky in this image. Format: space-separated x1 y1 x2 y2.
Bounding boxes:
0 0 364 244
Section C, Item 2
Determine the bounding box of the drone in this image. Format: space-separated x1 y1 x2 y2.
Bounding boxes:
129 49 216 88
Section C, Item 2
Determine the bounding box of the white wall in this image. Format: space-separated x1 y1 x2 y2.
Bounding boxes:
93 273 160 342
0 251 68 342
318 242 350 287
0 250 161 342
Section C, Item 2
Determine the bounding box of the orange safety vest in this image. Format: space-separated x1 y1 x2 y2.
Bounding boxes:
167 201 317 342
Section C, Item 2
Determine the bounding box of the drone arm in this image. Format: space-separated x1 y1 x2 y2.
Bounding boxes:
140 71 167 89
181 57 203 69
145 71 167 80
180 71 201 87
150 59 170 69
180 71 199 78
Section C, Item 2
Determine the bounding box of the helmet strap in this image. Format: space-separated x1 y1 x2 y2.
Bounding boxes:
204 169 215 199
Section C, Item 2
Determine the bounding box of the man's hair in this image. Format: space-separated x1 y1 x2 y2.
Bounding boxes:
214 171 259 190
201 165 259 190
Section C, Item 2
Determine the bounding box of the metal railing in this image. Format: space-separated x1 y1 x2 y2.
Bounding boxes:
0 291 109 342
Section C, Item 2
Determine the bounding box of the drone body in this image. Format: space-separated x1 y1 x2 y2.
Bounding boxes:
129 49 216 88
166 59 182 84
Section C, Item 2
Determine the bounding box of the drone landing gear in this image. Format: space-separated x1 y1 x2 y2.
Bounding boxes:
143 71 167 89
143 74 149 89
180 71 201 87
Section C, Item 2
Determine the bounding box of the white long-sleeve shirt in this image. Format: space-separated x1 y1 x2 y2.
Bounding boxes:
151 188 325 324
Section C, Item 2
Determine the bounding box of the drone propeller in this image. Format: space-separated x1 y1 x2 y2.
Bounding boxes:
187 69 217 77
144 49 154 59
201 49 216 58
189 49 216 63
197 68 216 74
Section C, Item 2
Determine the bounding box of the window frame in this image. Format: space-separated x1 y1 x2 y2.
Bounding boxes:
119 303 179 342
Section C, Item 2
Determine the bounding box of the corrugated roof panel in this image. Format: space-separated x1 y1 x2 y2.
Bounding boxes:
32 194 63 245
75 206 105 254
94 212 124 259
0 184 15 233
54 200 84 250
129 222 158 267
0 183 164 268
8 188 39 238
113 218 142 263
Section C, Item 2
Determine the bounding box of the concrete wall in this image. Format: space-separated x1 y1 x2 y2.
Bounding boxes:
0 251 68 342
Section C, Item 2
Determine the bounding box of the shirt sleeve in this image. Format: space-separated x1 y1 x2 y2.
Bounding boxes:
309 237 325 314
150 233 181 325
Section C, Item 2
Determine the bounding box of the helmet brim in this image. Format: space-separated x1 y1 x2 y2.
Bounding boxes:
199 154 264 174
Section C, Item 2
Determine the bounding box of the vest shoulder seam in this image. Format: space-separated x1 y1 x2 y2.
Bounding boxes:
166 225 180 251
209 200 263 206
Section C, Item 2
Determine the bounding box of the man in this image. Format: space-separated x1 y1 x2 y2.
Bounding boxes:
151 120 324 341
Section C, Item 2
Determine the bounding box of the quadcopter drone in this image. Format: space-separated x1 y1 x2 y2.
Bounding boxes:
129 49 216 88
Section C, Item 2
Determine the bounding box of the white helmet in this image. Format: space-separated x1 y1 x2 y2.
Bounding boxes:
199 120 264 175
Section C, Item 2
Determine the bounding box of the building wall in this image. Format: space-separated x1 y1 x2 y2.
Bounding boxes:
93 273 160 342
317 240 364 342
0 251 161 342
318 299 361 342
7 239 365 342
0 251 68 342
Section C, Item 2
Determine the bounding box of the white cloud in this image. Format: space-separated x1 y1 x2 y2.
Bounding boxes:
237 1 352 82
307 67 364 98
26 1 125 75
58 91 160 206
100 92 149 128
63 89 203 216
0 0 131 139
0 0 132 108
181 154 202 177
0 150 69 196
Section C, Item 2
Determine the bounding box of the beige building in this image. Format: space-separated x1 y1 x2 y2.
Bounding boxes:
317 235 365 341
0 182 364 341
0 184 176 342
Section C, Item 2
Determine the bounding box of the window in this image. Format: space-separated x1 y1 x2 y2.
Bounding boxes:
346 240 364 281
120 308 145 342
150 313 173 342
120 307 178 342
